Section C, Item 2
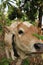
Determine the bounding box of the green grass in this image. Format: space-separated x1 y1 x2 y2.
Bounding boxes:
33 33 43 40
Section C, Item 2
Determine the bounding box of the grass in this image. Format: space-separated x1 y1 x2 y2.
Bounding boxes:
33 33 43 40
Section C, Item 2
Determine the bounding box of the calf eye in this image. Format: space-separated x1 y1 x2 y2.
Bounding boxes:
18 30 24 34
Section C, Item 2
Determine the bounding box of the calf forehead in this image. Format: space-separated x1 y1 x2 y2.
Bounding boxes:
17 22 38 40
10 22 32 29
17 22 32 30
17 22 38 33
23 22 32 27
10 22 38 34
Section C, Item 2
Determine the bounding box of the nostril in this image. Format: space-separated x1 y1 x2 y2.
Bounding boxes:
34 44 40 50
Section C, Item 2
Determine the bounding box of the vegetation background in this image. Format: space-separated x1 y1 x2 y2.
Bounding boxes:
0 0 43 65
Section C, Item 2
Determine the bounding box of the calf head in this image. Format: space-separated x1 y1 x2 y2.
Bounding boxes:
13 22 43 54
4 22 43 56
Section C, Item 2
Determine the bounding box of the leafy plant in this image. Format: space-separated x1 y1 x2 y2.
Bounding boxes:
22 59 30 65
0 57 12 65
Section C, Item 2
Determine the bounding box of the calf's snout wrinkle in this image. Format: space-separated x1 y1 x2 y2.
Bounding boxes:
12 34 19 57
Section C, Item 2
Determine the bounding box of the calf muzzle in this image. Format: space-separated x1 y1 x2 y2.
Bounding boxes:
34 43 43 52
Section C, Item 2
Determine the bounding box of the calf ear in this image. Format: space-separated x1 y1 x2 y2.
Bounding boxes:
3 26 10 33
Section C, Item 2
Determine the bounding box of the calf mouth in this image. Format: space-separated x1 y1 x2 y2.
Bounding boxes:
26 43 43 55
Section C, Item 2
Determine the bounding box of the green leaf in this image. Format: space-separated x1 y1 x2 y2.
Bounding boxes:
22 59 30 65
3 62 9 65
33 33 43 40
0 57 12 65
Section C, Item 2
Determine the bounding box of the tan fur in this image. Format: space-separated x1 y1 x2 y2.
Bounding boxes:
4 22 42 60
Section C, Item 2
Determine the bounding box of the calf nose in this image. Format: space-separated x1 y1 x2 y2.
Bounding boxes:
34 43 40 50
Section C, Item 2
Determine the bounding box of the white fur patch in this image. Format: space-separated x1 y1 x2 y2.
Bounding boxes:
23 22 32 27
10 22 32 28
10 22 21 28
19 28 24 32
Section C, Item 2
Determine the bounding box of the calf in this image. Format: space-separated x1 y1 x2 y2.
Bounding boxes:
4 21 43 60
